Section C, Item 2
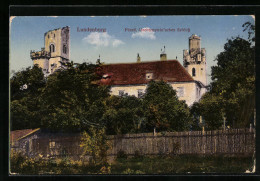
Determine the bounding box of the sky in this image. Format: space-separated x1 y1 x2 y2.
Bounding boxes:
10 15 255 81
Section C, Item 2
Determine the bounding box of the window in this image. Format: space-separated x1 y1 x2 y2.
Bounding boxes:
63 44 67 54
177 87 184 97
119 90 128 97
146 73 153 80
54 34 55 38
119 90 125 96
192 68 196 76
48 35 49 38
196 87 201 99
49 44 55 53
138 89 144 98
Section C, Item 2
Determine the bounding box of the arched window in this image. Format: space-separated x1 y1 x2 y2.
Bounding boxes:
49 44 55 53
192 68 196 77
63 44 67 54
54 34 55 38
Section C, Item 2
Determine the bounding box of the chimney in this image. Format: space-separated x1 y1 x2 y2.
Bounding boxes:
160 46 167 61
96 54 101 64
137 53 141 63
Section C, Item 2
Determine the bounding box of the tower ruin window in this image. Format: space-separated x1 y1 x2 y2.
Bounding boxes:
49 44 55 53
54 34 55 38
63 44 67 54
192 68 196 77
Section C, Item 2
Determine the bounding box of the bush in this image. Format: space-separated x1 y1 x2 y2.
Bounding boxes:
133 150 144 160
171 142 180 155
116 150 127 160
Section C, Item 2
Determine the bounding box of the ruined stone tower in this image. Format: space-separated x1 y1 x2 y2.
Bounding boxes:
30 26 70 76
183 34 207 86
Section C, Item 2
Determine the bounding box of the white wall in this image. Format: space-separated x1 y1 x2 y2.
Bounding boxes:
110 81 202 106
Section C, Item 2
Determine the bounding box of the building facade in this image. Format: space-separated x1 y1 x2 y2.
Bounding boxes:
30 26 70 76
98 34 208 106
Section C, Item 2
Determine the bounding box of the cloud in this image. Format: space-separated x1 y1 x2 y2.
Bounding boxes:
48 16 58 18
140 15 147 18
131 27 156 40
83 32 124 47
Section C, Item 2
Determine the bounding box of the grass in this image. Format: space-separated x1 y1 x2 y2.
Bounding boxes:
111 155 254 174
10 151 254 175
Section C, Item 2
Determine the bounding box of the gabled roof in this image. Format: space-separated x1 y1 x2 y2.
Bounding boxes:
97 60 194 86
10 128 40 142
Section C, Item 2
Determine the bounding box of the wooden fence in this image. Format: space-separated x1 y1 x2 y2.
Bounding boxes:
106 129 255 156
23 128 255 159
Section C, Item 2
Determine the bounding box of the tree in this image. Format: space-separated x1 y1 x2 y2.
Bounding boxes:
102 95 144 135
38 62 110 131
143 80 191 132
193 22 255 129
80 127 110 166
10 66 45 130
190 93 224 130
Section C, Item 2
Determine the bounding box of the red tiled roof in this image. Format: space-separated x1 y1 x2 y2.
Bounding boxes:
97 60 194 85
10 128 40 142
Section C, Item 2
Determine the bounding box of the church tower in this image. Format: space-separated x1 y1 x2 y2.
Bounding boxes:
30 26 70 76
183 34 207 86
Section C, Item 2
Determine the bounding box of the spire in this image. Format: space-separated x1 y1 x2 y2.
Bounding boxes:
96 54 101 64
137 53 141 63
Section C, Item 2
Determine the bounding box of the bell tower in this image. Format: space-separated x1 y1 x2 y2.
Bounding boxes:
183 34 207 86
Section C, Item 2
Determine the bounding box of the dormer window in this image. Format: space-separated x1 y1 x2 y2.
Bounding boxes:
146 73 153 80
102 74 111 79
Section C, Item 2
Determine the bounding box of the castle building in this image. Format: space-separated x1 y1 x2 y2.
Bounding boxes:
98 34 208 106
30 26 70 76
30 28 207 106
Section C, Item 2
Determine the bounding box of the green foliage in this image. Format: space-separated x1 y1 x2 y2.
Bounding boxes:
143 80 191 132
10 66 45 130
39 62 110 131
171 142 180 155
80 127 110 166
10 62 110 131
116 149 128 160
191 93 224 130
10 150 253 174
133 150 144 160
102 95 144 134
192 22 255 129
210 36 255 128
